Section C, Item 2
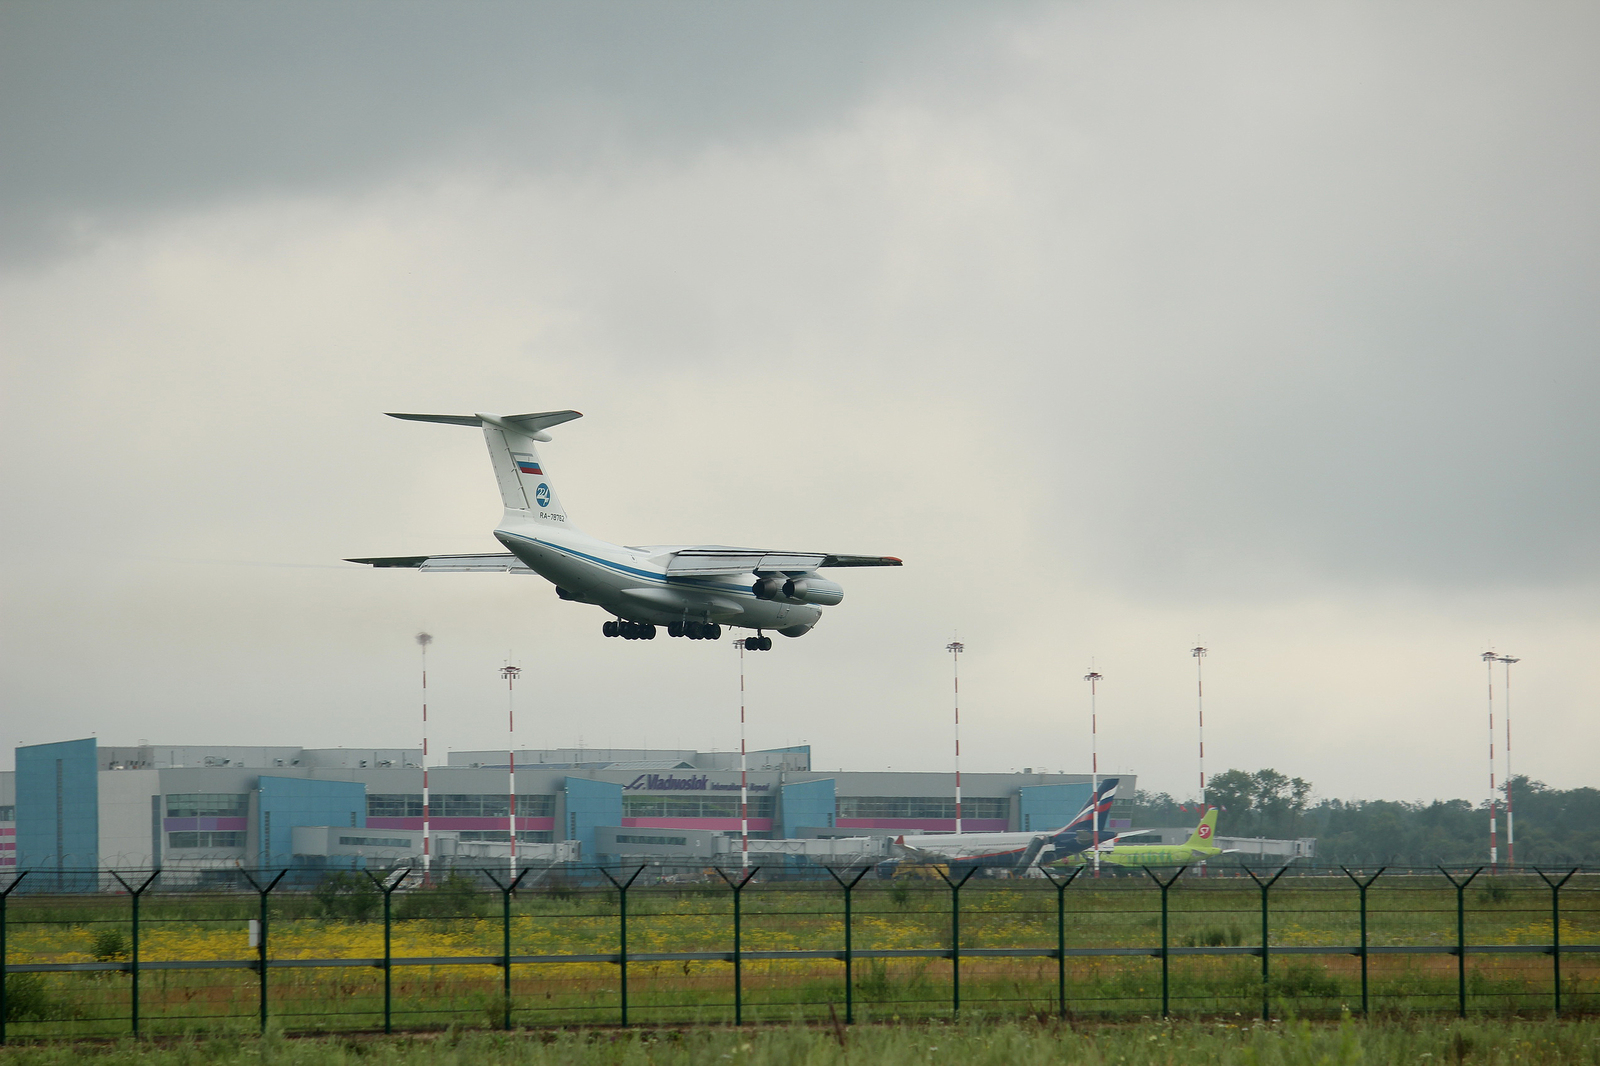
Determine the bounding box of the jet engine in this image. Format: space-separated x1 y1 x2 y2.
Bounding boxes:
779 576 844 606
751 575 787 600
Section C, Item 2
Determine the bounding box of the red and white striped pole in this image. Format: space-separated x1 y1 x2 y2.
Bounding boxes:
1499 655 1520 868
947 641 964 835
737 637 749 868
417 632 433 881
501 661 521 880
1191 646 1207 809
1481 651 1497 870
1084 669 1103 877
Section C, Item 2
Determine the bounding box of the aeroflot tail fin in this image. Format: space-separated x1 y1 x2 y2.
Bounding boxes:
1183 808 1219 848
386 410 581 525
1052 777 1120 838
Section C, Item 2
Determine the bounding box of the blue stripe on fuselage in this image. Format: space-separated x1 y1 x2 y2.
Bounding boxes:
498 532 758 598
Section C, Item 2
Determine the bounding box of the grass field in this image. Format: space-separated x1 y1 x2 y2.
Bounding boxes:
3 872 1596 1036
2 1018 1600 1065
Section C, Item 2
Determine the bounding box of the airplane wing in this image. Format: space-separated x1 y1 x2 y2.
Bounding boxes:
665 549 903 576
345 553 534 574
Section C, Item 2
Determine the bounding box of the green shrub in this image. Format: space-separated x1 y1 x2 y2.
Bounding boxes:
89 926 130 961
1183 925 1245 947
396 872 485 920
1272 961 1342 999
3 973 57 1021
313 871 380 922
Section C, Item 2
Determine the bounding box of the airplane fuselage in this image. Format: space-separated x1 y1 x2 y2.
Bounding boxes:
496 520 824 632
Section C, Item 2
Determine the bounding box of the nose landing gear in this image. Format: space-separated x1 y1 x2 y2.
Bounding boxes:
741 634 773 652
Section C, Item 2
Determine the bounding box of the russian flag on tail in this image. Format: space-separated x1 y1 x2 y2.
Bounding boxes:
512 453 543 475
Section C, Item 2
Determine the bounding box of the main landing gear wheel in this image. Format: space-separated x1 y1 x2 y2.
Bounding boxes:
603 620 618 638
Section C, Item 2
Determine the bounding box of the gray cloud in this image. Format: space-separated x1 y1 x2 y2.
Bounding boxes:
2 1 1597 799
0 0 1001 260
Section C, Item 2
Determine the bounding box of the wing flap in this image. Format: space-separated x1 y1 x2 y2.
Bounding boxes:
665 549 900 575
346 553 534 574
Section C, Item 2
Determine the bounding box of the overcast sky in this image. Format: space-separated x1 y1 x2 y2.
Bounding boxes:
3 1 1597 803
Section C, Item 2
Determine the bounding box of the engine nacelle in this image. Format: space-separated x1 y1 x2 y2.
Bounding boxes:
780 576 844 606
751 575 786 600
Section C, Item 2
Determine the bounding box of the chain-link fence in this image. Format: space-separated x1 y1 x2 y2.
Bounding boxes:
1 863 1596 1038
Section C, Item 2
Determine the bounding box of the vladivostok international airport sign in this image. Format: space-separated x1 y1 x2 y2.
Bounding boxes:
624 774 771 793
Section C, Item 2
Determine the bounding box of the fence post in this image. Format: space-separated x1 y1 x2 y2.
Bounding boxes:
1242 863 1292 1022
1439 866 1483 1019
824 864 870 1024
363 868 410 1034
109 869 160 1037
239 869 287 1034
0 872 28 1045
1042 866 1083 1019
483 866 530 1030
1340 867 1385 1016
600 865 646 1027
714 866 760 1025
1534 868 1576 1015
1144 866 1188 1019
934 866 978 1018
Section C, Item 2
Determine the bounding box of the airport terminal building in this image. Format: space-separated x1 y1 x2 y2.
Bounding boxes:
0 739 1135 874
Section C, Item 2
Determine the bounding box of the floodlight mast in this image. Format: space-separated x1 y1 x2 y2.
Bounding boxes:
732 637 750 868
417 632 433 880
1481 650 1498 870
1191 646 1207 809
1084 669 1103 877
947 641 965 836
1497 655 1520 868
501 661 522 880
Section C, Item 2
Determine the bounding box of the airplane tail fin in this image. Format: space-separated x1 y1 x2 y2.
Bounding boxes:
1183 807 1219 848
387 411 581 526
1050 777 1120 840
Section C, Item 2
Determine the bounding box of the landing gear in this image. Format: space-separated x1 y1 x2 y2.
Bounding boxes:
742 634 773 651
668 620 718 639
603 620 657 639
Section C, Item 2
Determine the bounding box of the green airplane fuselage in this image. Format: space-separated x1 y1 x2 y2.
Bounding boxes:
1068 843 1222 867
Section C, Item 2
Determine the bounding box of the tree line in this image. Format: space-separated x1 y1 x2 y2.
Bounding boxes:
1130 771 1600 866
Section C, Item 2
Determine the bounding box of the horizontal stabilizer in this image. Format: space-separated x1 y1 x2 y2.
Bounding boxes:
346 553 533 574
386 410 582 438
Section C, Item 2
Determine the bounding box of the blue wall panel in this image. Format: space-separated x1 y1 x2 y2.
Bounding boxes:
1019 782 1092 833
257 777 366 868
15 738 98 883
564 777 623 861
780 778 836 837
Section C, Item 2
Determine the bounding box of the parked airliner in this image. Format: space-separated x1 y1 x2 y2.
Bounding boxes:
887 779 1131 871
348 410 901 648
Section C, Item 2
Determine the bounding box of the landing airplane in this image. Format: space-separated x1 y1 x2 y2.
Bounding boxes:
886 778 1127 871
1056 807 1232 868
347 410 901 648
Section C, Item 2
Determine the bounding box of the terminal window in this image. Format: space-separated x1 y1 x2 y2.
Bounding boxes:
0 805 13 821
836 797 1010 820
456 831 555 844
168 831 245 849
367 794 423 818
615 834 689 846
431 794 557 818
338 836 412 848
623 796 776 819
166 794 249 818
